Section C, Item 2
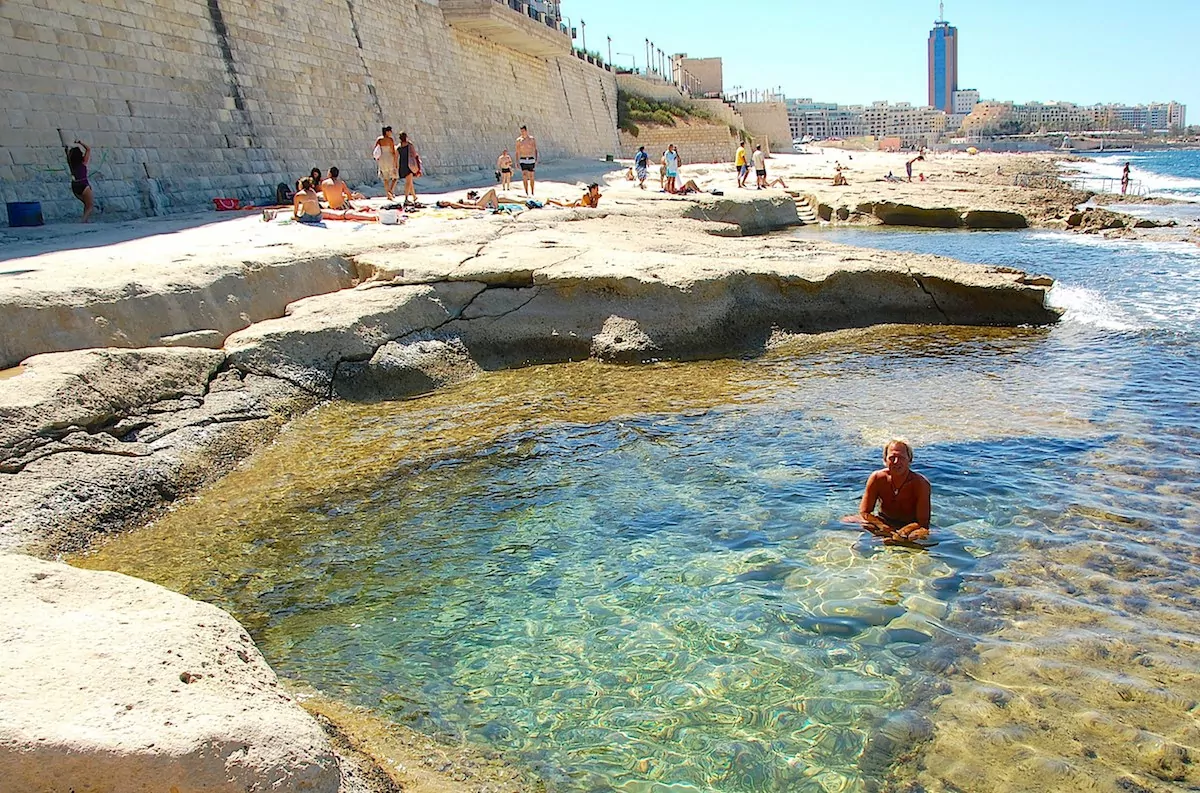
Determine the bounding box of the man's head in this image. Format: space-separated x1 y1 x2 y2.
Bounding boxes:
883 438 914 473
587 183 599 194
399 131 408 144
756 145 761 151
520 125 528 134
329 166 340 179
382 125 392 137
638 146 645 152
300 177 313 191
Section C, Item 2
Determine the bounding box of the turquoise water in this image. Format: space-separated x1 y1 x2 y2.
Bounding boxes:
81 223 1200 790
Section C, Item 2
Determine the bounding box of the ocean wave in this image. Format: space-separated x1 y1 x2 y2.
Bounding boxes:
1064 156 1200 200
1047 284 1141 330
1026 231 1200 257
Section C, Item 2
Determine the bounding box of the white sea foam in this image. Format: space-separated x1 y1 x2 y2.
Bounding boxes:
1047 284 1140 331
1064 155 1200 201
1027 230 1200 257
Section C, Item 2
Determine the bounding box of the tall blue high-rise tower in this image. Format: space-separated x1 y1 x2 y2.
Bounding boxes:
927 4 958 112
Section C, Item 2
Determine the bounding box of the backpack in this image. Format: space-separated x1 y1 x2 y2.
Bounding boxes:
275 182 293 205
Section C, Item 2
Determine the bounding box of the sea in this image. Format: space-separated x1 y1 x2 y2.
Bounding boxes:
1068 148 1200 205
78 150 1200 792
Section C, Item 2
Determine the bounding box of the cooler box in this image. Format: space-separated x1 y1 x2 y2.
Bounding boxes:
6 201 44 227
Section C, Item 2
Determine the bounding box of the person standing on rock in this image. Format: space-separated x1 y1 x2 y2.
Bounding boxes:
662 144 681 193
858 438 931 543
735 141 749 188
516 125 538 196
397 132 420 206
64 139 93 223
497 149 513 192
374 126 399 201
1121 162 1131 195
906 154 924 182
752 145 767 189
634 146 650 189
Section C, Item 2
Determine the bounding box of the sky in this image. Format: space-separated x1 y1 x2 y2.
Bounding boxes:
560 0 1197 115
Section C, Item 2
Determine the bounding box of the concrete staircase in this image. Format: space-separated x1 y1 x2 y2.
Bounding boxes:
788 191 820 224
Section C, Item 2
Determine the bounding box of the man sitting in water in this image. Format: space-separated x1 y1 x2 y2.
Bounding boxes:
858 438 931 542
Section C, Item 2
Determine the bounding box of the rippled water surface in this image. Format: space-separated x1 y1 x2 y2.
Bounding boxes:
79 229 1200 792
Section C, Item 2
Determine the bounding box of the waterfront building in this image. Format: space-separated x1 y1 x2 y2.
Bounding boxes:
927 12 958 113
962 100 1187 134
952 89 979 115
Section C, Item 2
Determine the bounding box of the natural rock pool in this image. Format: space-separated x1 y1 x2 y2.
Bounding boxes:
78 229 1200 792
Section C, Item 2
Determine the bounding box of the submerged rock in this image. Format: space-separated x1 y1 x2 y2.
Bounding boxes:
0 553 340 793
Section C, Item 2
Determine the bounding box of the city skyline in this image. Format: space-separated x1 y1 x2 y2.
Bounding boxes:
563 0 1197 116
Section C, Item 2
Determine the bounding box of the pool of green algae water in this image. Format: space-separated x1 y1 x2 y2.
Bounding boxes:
78 232 1200 792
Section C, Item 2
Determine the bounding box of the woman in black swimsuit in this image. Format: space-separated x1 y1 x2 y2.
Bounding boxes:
65 140 93 223
398 132 419 205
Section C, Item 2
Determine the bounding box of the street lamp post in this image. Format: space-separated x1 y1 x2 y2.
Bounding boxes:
607 36 612 68
581 19 586 53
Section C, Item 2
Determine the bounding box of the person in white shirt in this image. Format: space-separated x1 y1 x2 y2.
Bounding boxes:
751 145 767 189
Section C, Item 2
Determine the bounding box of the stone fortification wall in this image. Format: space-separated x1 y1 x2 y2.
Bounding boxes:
619 121 738 166
616 73 686 104
731 101 793 152
689 98 744 130
0 0 618 224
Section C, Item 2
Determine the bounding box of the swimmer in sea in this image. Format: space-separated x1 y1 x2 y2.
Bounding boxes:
858 438 931 542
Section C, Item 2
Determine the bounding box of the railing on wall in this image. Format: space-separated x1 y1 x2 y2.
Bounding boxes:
496 0 564 34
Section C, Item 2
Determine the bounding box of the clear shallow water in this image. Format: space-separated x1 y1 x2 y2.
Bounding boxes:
79 230 1200 791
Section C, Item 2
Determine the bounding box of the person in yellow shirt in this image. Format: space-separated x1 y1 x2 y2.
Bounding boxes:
735 142 749 188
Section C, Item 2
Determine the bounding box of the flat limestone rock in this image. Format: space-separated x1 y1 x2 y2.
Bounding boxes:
0 553 340 793
0 347 225 471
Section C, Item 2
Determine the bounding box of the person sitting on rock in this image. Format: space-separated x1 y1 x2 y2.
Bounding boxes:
832 166 849 187
319 167 363 211
292 178 322 224
858 438 931 542
547 183 602 208
299 167 322 196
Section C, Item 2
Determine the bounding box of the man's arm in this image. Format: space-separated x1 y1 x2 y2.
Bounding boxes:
858 472 891 532
894 478 932 540
293 192 302 218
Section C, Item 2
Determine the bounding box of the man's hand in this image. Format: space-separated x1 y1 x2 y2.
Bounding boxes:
891 522 929 541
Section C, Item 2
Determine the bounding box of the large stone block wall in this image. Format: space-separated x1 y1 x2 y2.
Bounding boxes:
689 98 746 132
616 73 685 104
619 121 739 166
731 101 793 152
0 0 618 224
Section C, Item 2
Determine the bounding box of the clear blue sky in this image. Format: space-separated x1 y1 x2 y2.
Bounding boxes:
561 0 1197 115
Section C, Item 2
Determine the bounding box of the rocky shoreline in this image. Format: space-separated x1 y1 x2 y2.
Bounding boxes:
0 164 1081 791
